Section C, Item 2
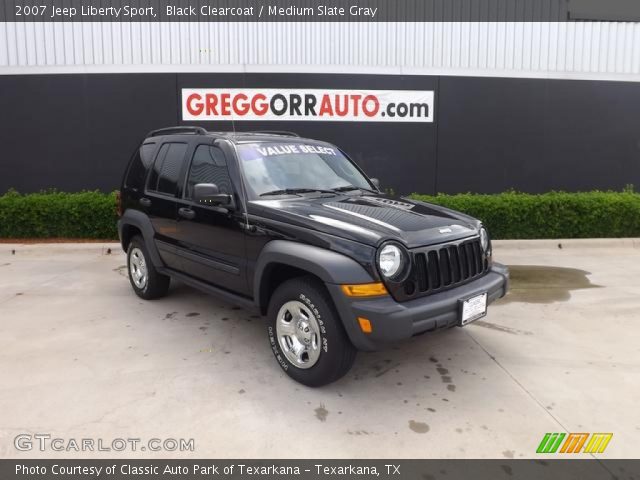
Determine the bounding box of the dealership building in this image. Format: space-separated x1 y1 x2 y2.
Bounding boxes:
2 0 640 195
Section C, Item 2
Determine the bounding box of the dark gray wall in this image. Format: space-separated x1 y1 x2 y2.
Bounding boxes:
436 76 640 193
1 72 639 195
0 74 177 193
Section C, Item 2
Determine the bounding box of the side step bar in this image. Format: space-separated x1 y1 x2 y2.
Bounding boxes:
157 267 259 313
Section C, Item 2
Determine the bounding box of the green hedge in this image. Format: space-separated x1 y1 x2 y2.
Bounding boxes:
0 190 118 239
409 190 640 239
1 189 639 240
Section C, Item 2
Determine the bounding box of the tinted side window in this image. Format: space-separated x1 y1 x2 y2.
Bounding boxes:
148 143 188 196
124 142 156 188
185 145 232 199
147 144 169 191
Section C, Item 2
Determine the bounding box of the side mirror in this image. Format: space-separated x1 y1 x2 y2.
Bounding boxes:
370 178 381 190
194 183 232 206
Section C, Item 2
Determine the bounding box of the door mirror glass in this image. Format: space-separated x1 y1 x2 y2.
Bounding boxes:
193 183 232 206
370 178 381 190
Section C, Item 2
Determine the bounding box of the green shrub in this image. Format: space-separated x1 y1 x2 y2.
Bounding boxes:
0 190 118 239
409 190 640 239
1 189 639 240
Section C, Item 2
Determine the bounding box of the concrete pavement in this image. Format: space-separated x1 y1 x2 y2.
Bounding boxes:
0 240 638 459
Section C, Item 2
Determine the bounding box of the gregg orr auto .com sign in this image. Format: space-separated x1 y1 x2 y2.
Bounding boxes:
182 89 434 123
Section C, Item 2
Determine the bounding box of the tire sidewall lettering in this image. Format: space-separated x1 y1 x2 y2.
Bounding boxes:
268 326 288 371
298 293 328 353
299 293 326 334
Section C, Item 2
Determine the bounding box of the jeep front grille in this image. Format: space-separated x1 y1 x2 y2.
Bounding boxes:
398 237 490 301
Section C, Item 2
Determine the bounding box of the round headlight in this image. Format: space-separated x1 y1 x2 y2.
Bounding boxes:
479 227 490 253
378 244 405 279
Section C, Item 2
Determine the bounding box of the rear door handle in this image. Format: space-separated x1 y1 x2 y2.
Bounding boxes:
139 197 151 207
178 207 196 220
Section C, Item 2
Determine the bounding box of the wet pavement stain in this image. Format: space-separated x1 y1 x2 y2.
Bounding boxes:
373 362 400 378
473 321 533 336
113 265 128 277
496 265 600 304
315 405 329 422
503 450 515 459
186 312 200 317
408 420 430 434
434 362 456 391
164 312 178 320
501 465 513 476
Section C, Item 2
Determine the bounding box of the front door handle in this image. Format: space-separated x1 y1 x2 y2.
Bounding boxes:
178 207 196 220
139 197 151 208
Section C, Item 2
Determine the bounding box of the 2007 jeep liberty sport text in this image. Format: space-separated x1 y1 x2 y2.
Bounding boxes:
117 127 509 386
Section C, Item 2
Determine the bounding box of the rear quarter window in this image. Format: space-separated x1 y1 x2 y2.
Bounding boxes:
147 143 188 196
124 142 156 189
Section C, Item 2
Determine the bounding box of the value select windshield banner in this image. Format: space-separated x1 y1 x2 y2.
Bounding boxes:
182 88 434 122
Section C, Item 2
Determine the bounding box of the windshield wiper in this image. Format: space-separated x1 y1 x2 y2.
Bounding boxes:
259 188 337 197
331 184 379 194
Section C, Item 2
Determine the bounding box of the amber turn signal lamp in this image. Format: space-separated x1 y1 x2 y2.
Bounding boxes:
340 283 388 297
358 317 373 333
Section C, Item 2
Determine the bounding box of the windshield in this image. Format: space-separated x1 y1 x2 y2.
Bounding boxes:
237 142 373 198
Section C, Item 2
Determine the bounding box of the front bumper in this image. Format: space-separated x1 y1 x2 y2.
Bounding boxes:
327 263 509 351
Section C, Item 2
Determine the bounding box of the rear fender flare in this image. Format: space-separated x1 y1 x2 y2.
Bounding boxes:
117 209 164 268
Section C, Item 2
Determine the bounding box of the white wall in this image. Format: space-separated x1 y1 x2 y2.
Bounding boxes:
2 21 640 81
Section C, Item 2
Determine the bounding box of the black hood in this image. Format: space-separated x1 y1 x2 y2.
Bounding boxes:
249 193 480 248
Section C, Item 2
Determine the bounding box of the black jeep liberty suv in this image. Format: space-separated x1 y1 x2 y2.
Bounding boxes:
117 127 509 386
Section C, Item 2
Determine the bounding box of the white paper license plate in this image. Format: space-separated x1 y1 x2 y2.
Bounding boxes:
460 293 488 326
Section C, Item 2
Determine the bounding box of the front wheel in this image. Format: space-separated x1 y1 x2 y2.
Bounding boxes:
267 276 357 387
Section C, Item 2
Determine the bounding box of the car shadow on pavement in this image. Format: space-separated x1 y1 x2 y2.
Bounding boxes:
162 280 499 397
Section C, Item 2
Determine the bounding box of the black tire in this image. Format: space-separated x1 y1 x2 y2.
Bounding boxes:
267 276 357 387
126 235 170 300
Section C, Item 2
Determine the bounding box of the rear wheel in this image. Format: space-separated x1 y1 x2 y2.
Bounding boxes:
127 236 170 300
267 276 357 387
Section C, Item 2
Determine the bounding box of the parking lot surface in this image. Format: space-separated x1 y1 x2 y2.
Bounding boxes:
0 240 639 459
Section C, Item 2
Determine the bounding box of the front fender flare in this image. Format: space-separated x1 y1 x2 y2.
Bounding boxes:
253 240 375 308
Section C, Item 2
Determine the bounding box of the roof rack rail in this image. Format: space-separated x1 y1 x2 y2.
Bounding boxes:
147 126 207 137
248 130 300 137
